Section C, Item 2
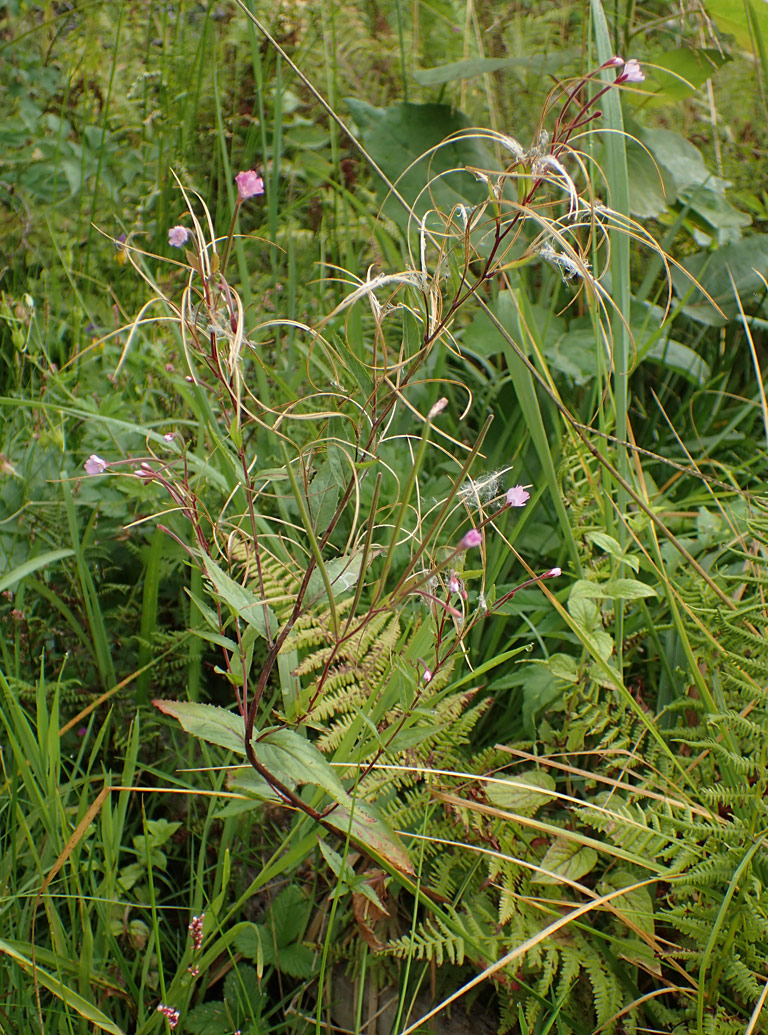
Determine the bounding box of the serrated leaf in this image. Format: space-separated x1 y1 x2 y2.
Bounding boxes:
202 555 277 638
533 839 598 885
153 699 245 754
486 770 556 816
547 653 579 682
185 1002 228 1035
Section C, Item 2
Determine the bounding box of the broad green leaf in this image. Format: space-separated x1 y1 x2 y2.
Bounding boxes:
671 233 768 325
257 727 347 798
642 46 729 104
533 839 598 885
641 337 712 384
547 653 579 682
202 555 278 638
345 99 496 222
569 578 657 601
256 730 414 874
625 137 675 218
153 699 246 754
705 0 768 51
186 1002 228 1034
486 770 556 816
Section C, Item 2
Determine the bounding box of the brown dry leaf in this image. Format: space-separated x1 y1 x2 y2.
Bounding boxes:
352 869 389 950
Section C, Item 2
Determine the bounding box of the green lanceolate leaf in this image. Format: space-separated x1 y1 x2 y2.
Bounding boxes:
153 699 246 754
202 555 278 638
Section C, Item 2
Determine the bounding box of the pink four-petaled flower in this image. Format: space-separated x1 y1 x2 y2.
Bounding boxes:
168 225 190 248
616 58 644 84
506 485 530 507
84 454 108 476
235 170 265 201
459 528 482 550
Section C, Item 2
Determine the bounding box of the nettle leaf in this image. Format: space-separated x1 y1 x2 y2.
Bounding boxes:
534 838 598 885
486 769 556 816
202 555 278 638
153 700 245 754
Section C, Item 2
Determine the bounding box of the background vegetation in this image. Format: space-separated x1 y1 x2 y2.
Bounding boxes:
3 1 768 1033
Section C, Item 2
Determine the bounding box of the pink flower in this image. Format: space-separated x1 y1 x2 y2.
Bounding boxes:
168 225 190 248
448 573 460 594
616 58 644 84
235 170 265 201
543 567 561 578
84 454 108 476
428 397 448 419
602 55 625 69
506 485 530 508
422 668 432 683
459 528 482 550
163 432 175 443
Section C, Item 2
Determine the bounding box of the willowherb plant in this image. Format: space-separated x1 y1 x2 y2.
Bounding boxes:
83 56 647 876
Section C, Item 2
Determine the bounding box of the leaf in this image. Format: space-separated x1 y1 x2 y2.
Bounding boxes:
486 770 556 816
305 552 366 606
153 699 246 754
412 57 524 86
256 727 348 798
533 839 598 885
202 555 278 638
641 337 712 384
671 233 768 325
322 796 414 875
345 99 496 222
0 939 125 1034
706 0 768 51
0 547 75 594
255 729 414 874
642 46 729 104
185 1002 228 1035
569 578 657 601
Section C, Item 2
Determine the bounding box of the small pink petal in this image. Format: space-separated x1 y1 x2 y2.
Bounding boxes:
506 485 530 508
428 397 448 419
235 169 265 201
617 58 644 84
168 225 190 248
459 528 482 550
84 454 108 476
